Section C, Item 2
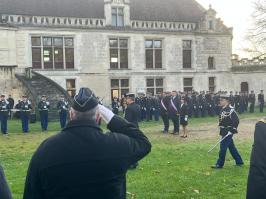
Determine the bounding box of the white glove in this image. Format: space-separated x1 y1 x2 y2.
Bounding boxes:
184 116 188 121
227 131 233 136
98 105 115 124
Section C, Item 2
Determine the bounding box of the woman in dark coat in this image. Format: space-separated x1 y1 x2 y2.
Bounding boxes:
180 98 189 138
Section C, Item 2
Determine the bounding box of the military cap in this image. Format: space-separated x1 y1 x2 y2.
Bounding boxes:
72 88 99 112
220 94 230 100
126 93 135 98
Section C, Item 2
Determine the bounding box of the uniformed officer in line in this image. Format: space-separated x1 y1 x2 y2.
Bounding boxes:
198 91 206 117
23 87 151 199
146 94 153 121
151 95 160 121
212 94 244 169
213 93 221 115
247 117 266 198
238 92 245 114
38 95 50 131
234 92 240 112
191 92 199 117
168 91 181 135
19 95 32 133
249 91 256 113
229 91 235 107
258 90 265 113
0 95 10 134
57 95 69 129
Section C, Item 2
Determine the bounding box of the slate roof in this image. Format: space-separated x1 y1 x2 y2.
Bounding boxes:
0 0 206 22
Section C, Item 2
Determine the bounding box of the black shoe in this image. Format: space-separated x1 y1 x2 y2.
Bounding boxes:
162 130 168 133
236 163 244 167
211 165 223 169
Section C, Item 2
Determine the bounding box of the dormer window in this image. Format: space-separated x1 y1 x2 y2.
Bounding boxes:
112 7 124 27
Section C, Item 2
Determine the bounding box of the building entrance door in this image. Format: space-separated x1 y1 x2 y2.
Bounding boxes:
241 82 249 93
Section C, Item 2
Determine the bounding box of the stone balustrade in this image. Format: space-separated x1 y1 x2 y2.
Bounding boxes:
0 14 200 32
1 14 106 28
131 20 197 31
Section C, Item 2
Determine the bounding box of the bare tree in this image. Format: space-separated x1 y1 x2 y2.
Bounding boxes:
246 0 266 58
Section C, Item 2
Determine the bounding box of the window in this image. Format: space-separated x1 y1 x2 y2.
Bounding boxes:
145 40 162 69
66 79 76 98
146 78 164 95
111 79 129 99
183 40 192 69
208 57 215 69
109 38 128 69
209 77 216 92
209 20 213 30
112 8 124 27
183 78 193 92
31 36 74 70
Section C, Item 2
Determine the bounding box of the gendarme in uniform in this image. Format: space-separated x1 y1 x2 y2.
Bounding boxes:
23 88 151 199
212 95 244 169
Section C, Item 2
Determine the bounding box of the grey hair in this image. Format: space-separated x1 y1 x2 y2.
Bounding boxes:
70 106 99 121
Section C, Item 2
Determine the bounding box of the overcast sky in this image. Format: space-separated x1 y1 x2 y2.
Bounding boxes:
196 0 256 58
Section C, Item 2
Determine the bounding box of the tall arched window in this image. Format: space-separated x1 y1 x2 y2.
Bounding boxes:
208 57 215 69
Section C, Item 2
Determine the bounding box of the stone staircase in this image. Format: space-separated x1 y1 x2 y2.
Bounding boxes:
15 69 72 121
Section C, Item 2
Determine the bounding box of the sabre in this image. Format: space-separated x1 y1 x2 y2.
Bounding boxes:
208 132 232 153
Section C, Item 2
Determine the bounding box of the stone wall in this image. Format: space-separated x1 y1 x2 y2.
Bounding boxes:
1 27 233 104
0 66 26 101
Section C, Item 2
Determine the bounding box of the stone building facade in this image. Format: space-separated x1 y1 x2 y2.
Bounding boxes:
0 0 265 104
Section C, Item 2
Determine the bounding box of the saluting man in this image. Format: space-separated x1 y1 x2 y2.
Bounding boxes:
19 95 32 133
38 95 50 131
0 95 9 134
212 94 244 169
57 95 69 129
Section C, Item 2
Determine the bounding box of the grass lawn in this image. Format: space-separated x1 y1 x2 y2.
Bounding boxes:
0 109 265 199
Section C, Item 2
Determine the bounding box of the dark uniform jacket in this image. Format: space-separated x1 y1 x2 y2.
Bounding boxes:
0 165 12 199
249 94 256 104
38 101 50 112
57 100 69 113
23 116 151 199
258 94 265 103
19 100 32 114
160 96 170 114
0 100 10 116
247 119 266 199
168 96 180 117
125 103 141 128
219 106 239 136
